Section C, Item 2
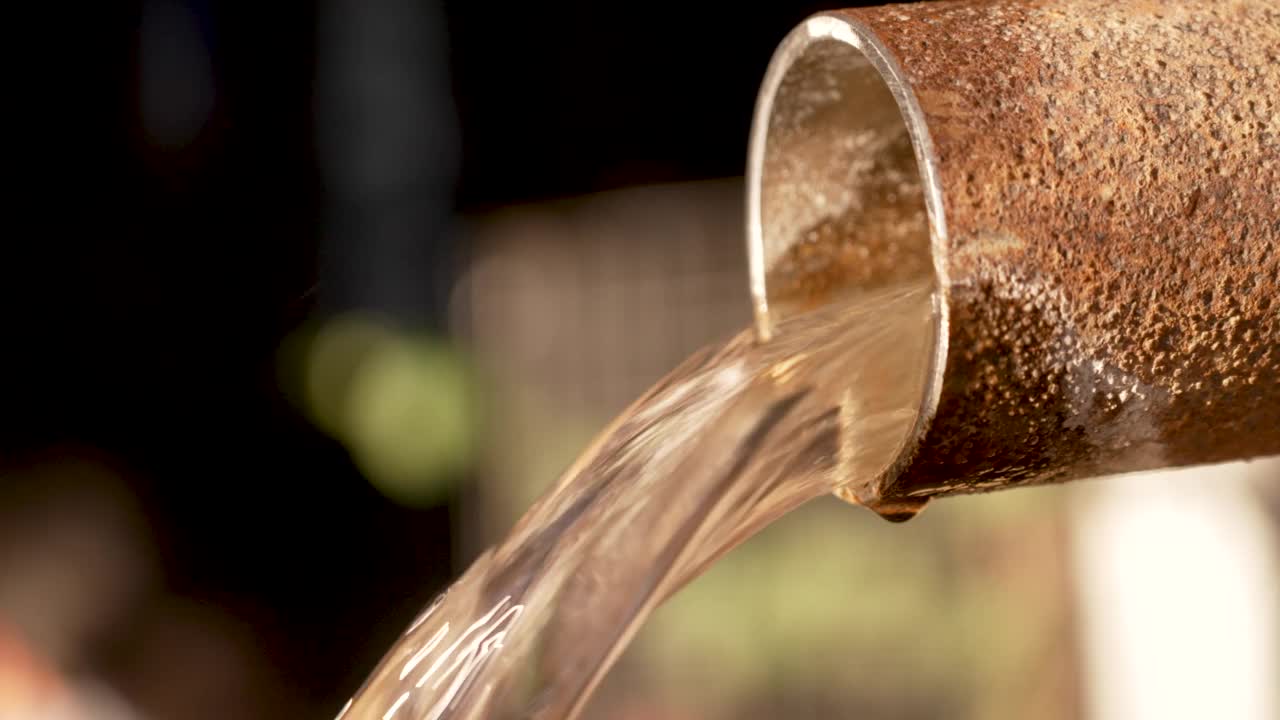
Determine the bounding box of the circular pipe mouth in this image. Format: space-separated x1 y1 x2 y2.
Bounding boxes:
745 13 950 498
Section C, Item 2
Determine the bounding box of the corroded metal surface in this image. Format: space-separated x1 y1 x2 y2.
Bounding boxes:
755 0 1280 511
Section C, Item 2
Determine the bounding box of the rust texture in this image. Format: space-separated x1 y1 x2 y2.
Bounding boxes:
836 0 1279 504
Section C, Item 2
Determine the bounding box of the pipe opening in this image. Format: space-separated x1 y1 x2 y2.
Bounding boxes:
745 14 948 507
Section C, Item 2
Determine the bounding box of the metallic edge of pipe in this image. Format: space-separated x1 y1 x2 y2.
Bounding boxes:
746 13 950 510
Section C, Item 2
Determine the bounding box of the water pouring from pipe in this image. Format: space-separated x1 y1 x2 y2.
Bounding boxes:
338 2 1279 718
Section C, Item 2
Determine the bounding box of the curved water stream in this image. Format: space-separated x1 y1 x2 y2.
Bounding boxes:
337 281 933 720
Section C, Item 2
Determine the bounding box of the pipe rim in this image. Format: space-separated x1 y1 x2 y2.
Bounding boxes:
745 12 950 499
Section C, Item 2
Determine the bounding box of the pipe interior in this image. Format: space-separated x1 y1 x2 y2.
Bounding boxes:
747 16 945 504
753 23 936 325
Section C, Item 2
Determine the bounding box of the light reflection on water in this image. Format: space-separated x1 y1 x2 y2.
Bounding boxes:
336 282 934 720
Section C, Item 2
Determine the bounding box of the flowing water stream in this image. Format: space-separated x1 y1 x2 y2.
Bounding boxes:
337 280 935 720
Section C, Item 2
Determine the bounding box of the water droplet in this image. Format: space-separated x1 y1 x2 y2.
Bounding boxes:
867 496 931 523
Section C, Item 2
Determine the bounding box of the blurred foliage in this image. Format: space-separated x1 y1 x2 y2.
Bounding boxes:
623 486 1076 719
280 313 478 506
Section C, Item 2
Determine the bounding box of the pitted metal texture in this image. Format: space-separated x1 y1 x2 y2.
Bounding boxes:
816 0 1279 505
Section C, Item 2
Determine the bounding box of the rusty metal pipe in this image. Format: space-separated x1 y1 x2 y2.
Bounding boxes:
747 0 1279 519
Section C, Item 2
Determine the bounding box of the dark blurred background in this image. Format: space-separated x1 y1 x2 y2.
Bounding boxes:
0 2 857 718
